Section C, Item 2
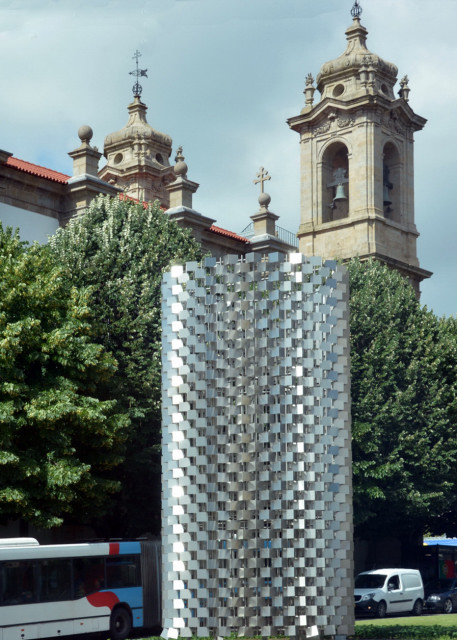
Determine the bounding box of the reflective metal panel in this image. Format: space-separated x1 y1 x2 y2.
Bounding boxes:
161 253 354 640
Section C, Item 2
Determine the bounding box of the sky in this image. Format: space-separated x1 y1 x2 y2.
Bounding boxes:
1 0 456 317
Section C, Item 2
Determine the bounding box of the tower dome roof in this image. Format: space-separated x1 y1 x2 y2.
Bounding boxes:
98 94 174 207
104 96 172 150
316 17 398 102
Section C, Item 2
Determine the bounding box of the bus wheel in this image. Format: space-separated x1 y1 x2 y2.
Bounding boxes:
110 606 132 640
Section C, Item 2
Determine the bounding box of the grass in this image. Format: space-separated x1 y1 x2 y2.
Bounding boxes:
140 617 457 640
356 614 457 627
354 613 457 639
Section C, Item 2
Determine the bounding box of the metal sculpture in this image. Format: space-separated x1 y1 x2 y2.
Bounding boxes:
161 252 354 640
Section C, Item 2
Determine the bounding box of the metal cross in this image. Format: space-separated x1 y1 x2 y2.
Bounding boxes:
254 167 271 194
129 50 148 97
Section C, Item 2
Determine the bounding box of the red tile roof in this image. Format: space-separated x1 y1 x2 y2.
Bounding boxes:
6 156 70 184
119 195 249 244
209 224 250 244
119 192 151 209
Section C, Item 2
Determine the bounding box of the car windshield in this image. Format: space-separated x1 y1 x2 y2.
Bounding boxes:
425 579 453 592
355 574 386 589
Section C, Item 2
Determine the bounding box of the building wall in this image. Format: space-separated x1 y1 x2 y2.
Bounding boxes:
0 203 59 244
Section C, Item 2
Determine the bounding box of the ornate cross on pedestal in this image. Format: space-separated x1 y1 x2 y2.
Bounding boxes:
254 167 271 194
129 50 148 97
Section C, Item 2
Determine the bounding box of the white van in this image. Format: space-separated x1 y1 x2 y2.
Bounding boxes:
354 568 424 618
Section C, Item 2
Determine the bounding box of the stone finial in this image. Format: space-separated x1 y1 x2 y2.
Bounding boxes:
399 75 410 102
254 167 271 211
166 146 199 209
78 125 93 143
258 190 271 211
251 167 278 239
174 146 188 177
304 73 316 107
68 125 101 177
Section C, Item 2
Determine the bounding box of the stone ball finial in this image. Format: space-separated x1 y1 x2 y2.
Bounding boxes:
174 146 188 177
258 191 271 209
78 125 93 143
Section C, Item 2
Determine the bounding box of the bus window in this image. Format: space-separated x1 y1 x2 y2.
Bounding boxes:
39 558 72 602
3 561 37 605
73 558 105 597
106 555 141 589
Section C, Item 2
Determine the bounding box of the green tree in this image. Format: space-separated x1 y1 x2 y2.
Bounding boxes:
0 225 129 529
49 195 204 535
348 258 457 543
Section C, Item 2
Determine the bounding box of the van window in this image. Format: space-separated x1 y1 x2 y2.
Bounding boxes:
387 575 400 590
403 573 421 589
355 574 386 589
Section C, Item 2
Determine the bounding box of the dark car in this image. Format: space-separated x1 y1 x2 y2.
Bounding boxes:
424 578 457 613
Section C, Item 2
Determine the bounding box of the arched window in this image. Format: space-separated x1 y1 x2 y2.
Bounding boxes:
383 142 401 222
321 142 349 222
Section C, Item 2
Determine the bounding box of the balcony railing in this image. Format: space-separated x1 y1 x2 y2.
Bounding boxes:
240 222 299 249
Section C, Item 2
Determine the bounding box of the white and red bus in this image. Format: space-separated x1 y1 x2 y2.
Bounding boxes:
0 537 161 640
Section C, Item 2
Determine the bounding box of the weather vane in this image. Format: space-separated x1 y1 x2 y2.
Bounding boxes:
351 0 362 19
129 50 148 97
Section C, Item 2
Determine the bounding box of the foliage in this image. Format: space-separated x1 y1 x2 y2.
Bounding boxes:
355 621 457 639
0 225 129 528
144 630 457 640
348 259 457 540
50 195 203 535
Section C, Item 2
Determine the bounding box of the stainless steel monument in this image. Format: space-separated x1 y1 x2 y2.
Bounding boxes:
161 252 354 640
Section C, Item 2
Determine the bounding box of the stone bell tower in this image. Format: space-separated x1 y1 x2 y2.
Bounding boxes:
287 1 431 294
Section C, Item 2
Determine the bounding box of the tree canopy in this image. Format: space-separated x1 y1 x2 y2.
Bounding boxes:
348 258 457 541
0 225 129 528
50 195 204 535
9 197 457 543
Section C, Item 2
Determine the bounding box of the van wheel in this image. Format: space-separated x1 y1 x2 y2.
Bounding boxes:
376 600 387 618
412 599 423 616
444 598 453 614
110 606 132 640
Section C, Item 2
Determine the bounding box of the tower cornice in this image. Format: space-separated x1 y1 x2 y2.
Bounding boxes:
288 95 426 134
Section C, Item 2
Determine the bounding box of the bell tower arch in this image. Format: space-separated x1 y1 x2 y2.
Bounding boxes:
321 140 350 223
288 3 431 294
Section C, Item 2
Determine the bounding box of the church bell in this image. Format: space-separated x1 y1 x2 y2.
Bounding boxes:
383 184 392 207
334 183 348 202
